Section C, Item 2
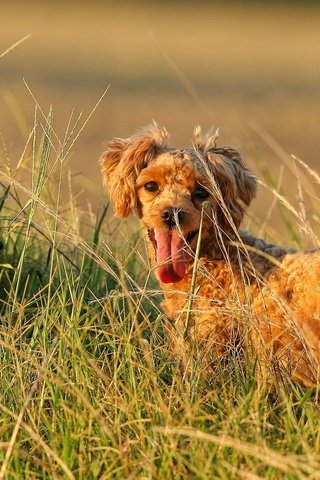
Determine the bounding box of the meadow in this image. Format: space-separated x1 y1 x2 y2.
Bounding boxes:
1 2 320 478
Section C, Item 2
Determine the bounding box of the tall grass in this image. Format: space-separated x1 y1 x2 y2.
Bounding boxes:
1 99 320 480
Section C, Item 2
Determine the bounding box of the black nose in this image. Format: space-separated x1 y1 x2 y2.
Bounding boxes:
161 208 186 229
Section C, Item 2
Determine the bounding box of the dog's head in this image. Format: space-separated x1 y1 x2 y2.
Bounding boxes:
101 122 257 283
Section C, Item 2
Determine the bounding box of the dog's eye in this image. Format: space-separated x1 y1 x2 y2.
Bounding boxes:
144 182 159 192
193 187 209 199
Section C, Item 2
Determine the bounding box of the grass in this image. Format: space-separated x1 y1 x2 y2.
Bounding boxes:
2 27 320 479
1 95 320 479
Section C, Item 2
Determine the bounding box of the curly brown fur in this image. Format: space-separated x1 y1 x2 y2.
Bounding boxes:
101 122 320 388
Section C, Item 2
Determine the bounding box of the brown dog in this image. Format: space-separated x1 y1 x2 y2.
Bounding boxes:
101 122 320 387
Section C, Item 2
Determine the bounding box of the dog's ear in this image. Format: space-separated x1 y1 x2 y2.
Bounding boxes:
193 127 256 231
100 122 169 217
207 147 257 232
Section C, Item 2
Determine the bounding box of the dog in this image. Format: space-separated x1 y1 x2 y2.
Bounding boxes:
101 122 320 388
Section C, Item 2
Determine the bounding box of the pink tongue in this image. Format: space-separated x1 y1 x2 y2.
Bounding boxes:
155 229 187 283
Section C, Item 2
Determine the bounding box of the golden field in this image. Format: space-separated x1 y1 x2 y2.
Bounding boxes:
2 4 320 478
1 1 320 241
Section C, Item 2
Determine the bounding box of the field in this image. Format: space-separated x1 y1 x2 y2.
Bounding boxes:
1 1 320 478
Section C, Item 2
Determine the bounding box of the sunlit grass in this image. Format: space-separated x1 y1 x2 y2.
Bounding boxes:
0 89 320 479
1 26 320 476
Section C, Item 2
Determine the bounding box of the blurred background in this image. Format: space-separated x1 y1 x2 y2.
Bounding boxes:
1 0 320 239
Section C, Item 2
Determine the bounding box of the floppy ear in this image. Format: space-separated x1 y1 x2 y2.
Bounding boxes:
207 147 257 232
193 127 256 231
100 122 169 217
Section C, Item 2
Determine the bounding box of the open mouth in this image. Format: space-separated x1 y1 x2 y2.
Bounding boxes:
185 230 198 244
148 228 198 247
147 228 198 284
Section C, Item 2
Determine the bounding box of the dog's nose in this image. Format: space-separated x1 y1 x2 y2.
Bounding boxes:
161 208 186 229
